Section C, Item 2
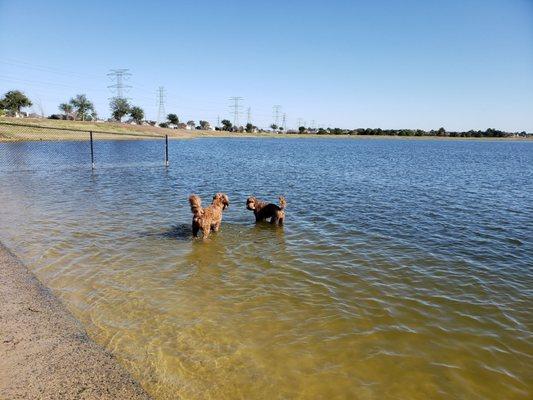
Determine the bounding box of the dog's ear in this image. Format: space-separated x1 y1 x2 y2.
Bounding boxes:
222 193 229 209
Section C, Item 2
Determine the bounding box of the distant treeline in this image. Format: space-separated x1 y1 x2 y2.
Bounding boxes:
1 90 529 138
288 126 529 138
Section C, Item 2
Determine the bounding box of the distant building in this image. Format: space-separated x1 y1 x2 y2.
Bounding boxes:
26 112 43 119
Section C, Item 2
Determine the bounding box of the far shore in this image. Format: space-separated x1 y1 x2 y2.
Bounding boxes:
1 117 531 142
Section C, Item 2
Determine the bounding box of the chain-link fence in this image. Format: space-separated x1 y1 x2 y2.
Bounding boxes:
0 121 170 171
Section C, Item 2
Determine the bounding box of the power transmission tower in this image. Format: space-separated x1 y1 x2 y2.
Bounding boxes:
246 107 252 125
282 113 287 130
297 118 303 128
156 86 166 125
34 98 44 117
272 105 282 126
217 115 220 129
311 120 316 130
107 69 132 99
229 97 243 127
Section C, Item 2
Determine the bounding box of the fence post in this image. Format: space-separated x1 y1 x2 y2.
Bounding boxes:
90 131 95 169
165 135 169 167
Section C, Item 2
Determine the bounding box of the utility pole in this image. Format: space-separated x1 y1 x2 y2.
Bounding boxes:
156 86 166 125
246 107 252 125
107 69 132 99
229 97 243 127
272 105 282 127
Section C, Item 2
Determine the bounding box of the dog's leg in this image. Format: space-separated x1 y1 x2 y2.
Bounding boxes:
192 223 200 237
202 225 211 239
277 212 284 225
212 222 220 232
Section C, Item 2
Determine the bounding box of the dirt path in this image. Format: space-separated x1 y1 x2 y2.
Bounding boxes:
0 243 151 399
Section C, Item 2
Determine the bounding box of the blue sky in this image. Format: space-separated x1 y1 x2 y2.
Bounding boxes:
1 0 532 131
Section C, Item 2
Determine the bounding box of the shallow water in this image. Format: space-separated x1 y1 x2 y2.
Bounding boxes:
0 138 532 399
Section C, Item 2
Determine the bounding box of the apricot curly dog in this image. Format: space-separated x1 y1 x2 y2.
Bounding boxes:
246 196 286 225
189 193 230 238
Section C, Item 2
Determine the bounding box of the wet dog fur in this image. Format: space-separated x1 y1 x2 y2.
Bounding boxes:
188 193 230 238
246 196 286 225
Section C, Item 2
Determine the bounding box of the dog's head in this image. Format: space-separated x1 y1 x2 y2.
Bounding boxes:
246 196 257 210
213 193 230 210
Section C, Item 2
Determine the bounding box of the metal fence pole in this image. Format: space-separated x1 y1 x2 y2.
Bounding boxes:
90 131 95 169
165 135 169 167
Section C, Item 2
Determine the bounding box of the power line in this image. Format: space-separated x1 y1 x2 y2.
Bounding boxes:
272 105 282 126
156 86 166 125
107 69 131 99
229 96 243 126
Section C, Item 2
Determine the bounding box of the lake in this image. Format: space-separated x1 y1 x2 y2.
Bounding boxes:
0 137 531 399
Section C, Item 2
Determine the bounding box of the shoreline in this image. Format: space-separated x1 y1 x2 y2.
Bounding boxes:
1 132 530 143
0 242 151 399
1 118 531 142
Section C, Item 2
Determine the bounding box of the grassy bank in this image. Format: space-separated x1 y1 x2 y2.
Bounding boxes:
0 117 289 141
0 117 276 141
1 117 531 142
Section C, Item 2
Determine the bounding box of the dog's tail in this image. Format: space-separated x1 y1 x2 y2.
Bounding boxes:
189 194 203 216
278 196 286 210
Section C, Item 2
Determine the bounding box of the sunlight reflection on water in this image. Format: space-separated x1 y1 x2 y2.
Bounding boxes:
0 138 532 399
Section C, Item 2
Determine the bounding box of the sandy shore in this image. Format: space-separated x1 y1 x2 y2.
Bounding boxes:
0 243 151 399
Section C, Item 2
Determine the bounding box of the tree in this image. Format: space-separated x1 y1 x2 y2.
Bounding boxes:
1 90 32 116
167 113 179 125
199 120 210 130
58 103 73 120
437 127 447 136
130 106 144 124
109 97 130 122
221 119 232 131
298 126 306 134
69 94 94 121
187 120 195 129
246 123 254 133
159 122 169 128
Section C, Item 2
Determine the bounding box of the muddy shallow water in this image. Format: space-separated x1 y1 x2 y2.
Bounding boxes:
0 138 531 399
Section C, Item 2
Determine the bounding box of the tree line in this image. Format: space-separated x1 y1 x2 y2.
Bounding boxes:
0 90 529 137
292 126 528 138
55 95 145 124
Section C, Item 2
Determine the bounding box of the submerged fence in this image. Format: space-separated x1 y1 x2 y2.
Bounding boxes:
0 121 170 171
